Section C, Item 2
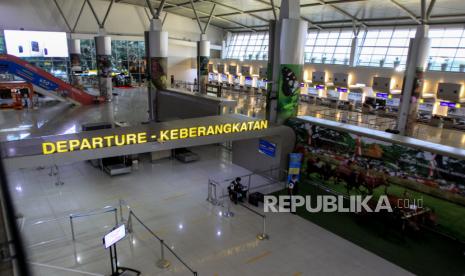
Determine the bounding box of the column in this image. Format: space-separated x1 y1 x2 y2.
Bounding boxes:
198 34 210 94
397 25 430 135
267 0 308 124
95 34 112 101
349 36 359 67
145 18 168 121
68 39 82 86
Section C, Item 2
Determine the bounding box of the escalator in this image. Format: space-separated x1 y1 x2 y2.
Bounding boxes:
0 54 102 105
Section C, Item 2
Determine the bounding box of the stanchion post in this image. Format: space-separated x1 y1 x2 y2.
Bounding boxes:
127 211 133 234
256 215 269 241
70 215 75 241
113 208 118 227
119 199 124 223
156 239 171 269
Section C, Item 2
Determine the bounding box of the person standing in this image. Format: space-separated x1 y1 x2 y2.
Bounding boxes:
288 175 299 214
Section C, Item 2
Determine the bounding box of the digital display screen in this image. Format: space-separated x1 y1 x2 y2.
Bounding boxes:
376 92 389 99
315 85 324 90
440 101 456 108
337 87 348 92
221 74 228 82
244 77 252 86
4 30 69 57
103 224 126 249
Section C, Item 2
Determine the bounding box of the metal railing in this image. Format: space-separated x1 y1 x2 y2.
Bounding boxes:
207 167 284 241
207 166 284 206
239 203 269 240
124 208 197 275
25 199 197 274
305 108 398 131
69 206 118 241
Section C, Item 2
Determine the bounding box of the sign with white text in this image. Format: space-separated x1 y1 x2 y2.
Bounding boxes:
104 224 126 249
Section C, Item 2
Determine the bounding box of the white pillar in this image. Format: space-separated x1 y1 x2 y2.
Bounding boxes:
267 0 307 124
198 34 210 94
349 36 359 67
397 25 430 135
145 18 168 121
95 35 112 101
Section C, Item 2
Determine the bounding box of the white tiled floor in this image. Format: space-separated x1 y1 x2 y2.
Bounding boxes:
7 145 412 276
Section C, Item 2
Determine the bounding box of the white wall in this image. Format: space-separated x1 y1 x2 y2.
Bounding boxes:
0 0 225 81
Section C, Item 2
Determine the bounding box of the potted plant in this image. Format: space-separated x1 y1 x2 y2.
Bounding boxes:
343 58 349 65
459 64 465 72
322 56 327 64
311 57 316 63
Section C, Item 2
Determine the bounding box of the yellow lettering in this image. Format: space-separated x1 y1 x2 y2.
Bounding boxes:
127 134 137 144
260 120 268 129
189 127 197 138
180 128 188 139
137 132 147 143
206 126 215 135
240 122 248 132
171 129 179 140
214 125 223 135
69 140 80 151
103 136 114 147
80 139 92 150
253 121 261 130
92 137 103 148
247 121 254 130
159 130 169 141
224 123 232 133
114 135 126 146
56 141 68 153
42 142 56 155
198 126 206 136
232 123 240 132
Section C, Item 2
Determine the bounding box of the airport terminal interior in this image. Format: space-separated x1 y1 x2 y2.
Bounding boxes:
1 0 465 275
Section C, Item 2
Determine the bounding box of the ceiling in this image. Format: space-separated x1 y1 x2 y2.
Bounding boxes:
116 0 465 32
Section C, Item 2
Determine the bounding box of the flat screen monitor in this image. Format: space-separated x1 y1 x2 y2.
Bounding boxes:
244 77 252 86
4 30 68 57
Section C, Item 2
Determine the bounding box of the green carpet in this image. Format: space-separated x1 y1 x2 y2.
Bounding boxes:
273 181 465 276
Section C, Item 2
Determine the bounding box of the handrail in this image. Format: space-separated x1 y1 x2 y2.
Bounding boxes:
127 210 198 275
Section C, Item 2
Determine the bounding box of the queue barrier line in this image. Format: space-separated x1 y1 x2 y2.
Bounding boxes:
125 209 198 275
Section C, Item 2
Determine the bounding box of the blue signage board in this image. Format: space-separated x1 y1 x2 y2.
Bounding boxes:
0 58 59 90
258 139 276 157
288 153 303 181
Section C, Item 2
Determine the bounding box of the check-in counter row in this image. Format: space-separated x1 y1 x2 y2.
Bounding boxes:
300 71 465 128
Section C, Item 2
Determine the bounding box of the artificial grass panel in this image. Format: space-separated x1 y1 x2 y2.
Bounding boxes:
273 182 465 276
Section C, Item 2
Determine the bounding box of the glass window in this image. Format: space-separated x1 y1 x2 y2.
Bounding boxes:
357 26 416 70
428 26 465 72
305 28 356 64
225 32 269 60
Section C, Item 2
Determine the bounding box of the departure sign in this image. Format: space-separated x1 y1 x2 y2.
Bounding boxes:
104 224 126 249
41 120 269 155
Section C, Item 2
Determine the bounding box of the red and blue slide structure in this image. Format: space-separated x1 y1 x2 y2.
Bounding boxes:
0 54 102 105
